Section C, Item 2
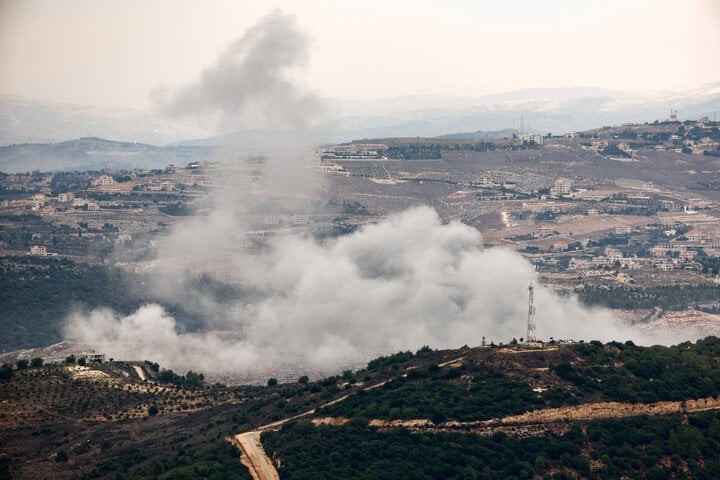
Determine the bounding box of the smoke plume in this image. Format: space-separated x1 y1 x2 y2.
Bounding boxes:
64 11 641 383
153 10 325 130
65 207 633 381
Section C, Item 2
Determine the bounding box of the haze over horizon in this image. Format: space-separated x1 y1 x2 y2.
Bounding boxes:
1 0 719 110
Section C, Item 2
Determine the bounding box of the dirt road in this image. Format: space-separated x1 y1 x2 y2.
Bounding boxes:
233 395 720 479
362 395 720 433
491 395 720 426
229 350 720 479
234 431 280 480
228 356 468 478
132 364 146 381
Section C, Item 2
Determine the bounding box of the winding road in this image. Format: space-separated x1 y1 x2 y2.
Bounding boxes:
229 352 720 479
229 358 463 479
234 431 280 480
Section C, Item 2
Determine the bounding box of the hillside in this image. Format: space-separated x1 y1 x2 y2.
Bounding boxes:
258 339 720 479
3 338 720 478
0 137 211 173
0 256 244 353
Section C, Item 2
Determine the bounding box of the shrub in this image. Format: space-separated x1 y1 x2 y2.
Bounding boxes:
0 363 13 380
56 449 68 463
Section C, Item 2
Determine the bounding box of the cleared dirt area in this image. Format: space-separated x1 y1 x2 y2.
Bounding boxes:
328 395 720 435
491 396 720 425
132 364 147 381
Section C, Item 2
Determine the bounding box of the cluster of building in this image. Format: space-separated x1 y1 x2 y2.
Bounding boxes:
0 166 210 259
581 117 720 156
540 221 719 274
91 174 178 193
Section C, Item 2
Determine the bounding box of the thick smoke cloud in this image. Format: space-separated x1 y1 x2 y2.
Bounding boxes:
154 10 324 130
65 207 632 381
64 11 639 383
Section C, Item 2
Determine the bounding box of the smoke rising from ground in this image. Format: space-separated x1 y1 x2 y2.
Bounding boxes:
65 207 635 380
64 11 642 382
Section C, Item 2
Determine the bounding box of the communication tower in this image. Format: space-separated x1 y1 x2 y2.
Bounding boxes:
670 109 677 121
527 282 536 342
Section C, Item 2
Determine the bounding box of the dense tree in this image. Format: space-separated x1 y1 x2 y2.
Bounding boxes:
185 370 205 389
0 363 13 380
56 449 68 463
264 412 720 480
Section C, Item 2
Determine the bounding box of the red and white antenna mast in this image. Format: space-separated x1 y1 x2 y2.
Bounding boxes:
527 282 536 342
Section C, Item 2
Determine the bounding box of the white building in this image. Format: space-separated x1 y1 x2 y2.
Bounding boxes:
116 234 132 246
58 192 75 202
591 139 609 150
92 175 115 187
518 133 544 144
477 172 494 188
30 245 47 256
552 178 572 196
615 225 632 235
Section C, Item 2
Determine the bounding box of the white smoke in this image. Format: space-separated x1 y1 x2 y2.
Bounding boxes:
63 11 640 382
65 207 632 380
153 9 325 130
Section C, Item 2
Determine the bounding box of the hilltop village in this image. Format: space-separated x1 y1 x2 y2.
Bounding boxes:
1 118 720 342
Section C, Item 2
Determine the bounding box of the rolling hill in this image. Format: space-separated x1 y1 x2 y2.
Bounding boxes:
0 137 211 173
3 336 720 478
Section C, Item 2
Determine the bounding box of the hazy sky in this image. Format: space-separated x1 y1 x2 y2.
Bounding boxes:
1 0 719 109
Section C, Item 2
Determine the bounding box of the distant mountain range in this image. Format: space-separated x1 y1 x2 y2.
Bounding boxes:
1 83 719 171
175 83 720 146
